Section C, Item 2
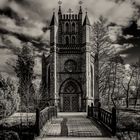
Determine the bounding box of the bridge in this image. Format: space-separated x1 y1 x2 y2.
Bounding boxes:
34 104 118 140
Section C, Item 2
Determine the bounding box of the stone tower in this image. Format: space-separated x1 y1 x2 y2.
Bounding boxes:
42 3 97 112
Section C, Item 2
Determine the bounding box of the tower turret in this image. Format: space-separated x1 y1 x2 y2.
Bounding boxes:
83 12 91 26
78 3 83 44
78 5 82 20
82 11 92 108
83 12 91 44
50 12 58 46
58 0 62 19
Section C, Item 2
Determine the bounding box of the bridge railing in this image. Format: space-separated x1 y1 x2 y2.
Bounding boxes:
88 103 116 136
35 106 57 136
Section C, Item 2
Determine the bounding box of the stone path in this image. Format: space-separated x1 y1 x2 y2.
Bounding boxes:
36 112 113 139
36 138 118 140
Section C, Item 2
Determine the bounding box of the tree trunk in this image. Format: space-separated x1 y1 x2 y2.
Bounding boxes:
94 53 99 105
126 91 129 108
134 89 139 109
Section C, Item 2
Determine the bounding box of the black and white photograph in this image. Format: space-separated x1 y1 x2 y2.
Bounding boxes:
0 0 139 140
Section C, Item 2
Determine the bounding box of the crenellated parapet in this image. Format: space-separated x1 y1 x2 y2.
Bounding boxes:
60 14 80 20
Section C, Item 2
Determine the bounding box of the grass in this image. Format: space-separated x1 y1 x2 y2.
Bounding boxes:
117 109 140 131
0 112 36 129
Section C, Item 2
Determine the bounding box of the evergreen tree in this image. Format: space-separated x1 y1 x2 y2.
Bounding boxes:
14 44 35 112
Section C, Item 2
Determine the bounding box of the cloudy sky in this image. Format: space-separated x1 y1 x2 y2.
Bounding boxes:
0 0 140 77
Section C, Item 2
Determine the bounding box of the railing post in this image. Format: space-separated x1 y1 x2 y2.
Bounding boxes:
49 108 50 120
112 107 116 136
55 106 57 118
36 108 40 136
98 102 101 121
91 103 93 117
87 105 90 117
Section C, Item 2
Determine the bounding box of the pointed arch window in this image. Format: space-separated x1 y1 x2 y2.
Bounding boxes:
72 36 76 44
65 22 69 32
72 22 76 32
66 36 69 44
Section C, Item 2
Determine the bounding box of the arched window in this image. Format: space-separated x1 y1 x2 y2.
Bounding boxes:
72 36 76 44
91 65 94 97
66 36 69 44
65 22 69 32
72 22 76 32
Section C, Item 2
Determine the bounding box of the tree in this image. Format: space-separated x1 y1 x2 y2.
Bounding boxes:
33 80 42 109
91 16 127 109
122 61 140 108
91 16 114 105
13 43 35 112
131 61 140 108
108 55 125 108
0 73 20 119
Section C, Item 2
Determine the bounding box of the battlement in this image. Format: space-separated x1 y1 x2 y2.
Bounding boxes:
60 14 80 20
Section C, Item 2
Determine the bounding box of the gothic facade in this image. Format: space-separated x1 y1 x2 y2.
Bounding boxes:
42 5 99 112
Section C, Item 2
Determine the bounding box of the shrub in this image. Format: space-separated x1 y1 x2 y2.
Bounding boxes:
0 73 20 119
0 131 20 140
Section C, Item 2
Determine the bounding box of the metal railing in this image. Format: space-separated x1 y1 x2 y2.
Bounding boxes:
35 106 57 136
87 103 116 136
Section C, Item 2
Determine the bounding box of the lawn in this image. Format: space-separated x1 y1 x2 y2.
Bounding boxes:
116 109 140 140
0 112 36 129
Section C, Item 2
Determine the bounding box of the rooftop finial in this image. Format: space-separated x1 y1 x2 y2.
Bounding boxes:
79 0 83 6
53 8 55 14
58 0 62 6
85 7 88 14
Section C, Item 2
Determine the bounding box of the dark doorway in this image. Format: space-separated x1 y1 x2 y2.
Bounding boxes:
63 94 79 112
59 79 82 112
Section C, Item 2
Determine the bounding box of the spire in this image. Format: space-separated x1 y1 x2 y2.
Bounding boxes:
79 1 83 14
58 6 62 15
50 12 58 26
83 12 91 26
79 6 82 14
58 0 62 15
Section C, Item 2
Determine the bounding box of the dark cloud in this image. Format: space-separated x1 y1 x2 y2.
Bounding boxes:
4 0 140 26
0 0 140 76
120 45 140 54
0 7 19 20
120 46 140 63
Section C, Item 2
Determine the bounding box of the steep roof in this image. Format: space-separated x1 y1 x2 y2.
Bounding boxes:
50 12 58 26
83 13 91 26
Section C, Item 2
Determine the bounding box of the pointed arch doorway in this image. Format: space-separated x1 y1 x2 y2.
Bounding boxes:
59 79 82 112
